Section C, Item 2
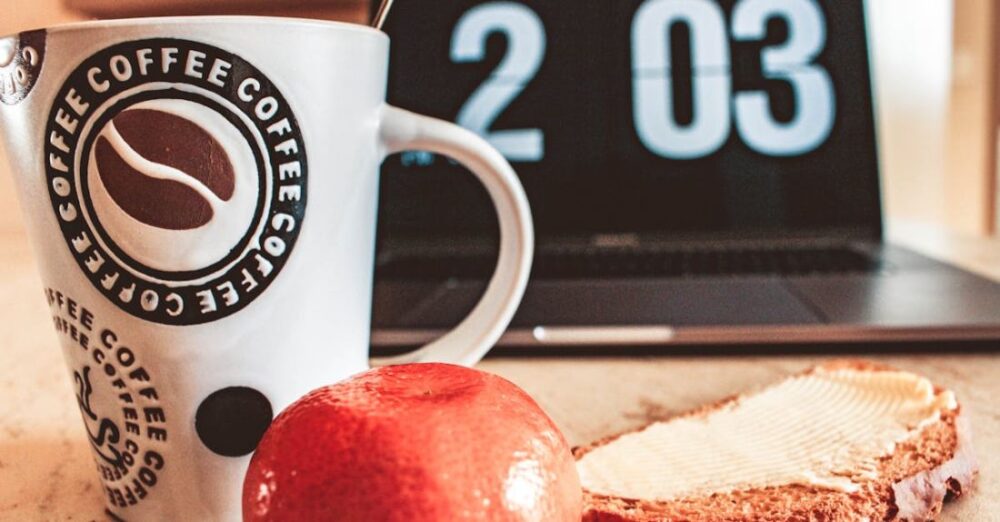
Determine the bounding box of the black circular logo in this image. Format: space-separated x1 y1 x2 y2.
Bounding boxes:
43 39 307 325
195 386 273 457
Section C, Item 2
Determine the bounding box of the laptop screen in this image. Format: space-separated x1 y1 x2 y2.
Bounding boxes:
377 0 881 243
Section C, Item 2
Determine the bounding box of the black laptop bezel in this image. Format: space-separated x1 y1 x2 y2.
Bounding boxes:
373 0 886 253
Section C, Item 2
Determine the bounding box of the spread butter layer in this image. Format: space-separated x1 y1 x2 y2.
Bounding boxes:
577 368 956 500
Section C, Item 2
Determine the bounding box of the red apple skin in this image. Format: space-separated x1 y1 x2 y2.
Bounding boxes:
243 363 582 522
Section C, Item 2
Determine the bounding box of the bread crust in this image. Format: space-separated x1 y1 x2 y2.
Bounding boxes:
576 361 978 522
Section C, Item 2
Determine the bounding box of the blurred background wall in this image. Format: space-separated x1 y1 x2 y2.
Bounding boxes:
868 0 954 231
0 0 997 237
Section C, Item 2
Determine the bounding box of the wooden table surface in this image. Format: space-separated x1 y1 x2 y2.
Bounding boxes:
1 221 998 521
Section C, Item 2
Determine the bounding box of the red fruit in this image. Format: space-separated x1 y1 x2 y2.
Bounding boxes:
243 363 582 522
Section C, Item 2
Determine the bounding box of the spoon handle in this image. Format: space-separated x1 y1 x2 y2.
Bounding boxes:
372 0 395 30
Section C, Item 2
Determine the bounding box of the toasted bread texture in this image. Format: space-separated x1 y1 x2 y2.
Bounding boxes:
574 361 977 522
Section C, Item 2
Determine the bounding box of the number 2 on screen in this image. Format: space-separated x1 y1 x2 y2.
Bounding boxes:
450 0 834 162
452 2 547 162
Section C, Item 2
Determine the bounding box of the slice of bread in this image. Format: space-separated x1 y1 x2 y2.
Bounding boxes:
574 361 977 521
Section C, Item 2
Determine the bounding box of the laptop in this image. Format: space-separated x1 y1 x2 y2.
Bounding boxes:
370 0 1000 348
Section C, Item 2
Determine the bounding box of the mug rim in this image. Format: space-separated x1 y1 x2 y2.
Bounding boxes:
3 15 387 41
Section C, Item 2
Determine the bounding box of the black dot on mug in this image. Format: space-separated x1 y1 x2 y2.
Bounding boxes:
196 387 273 457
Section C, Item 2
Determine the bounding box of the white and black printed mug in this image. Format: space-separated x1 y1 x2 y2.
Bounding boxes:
0 16 533 521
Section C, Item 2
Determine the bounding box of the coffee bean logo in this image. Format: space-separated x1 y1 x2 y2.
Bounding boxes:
44 38 307 325
94 108 236 230
87 98 262 275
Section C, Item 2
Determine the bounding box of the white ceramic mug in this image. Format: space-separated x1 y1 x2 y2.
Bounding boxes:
0 16 533 521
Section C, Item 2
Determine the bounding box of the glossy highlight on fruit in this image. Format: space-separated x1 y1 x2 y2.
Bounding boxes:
243 364 582 522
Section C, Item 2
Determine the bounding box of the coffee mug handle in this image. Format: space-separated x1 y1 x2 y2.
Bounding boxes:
374 106 534 367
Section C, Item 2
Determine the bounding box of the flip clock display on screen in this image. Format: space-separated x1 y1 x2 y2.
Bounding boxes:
378 0 880 238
